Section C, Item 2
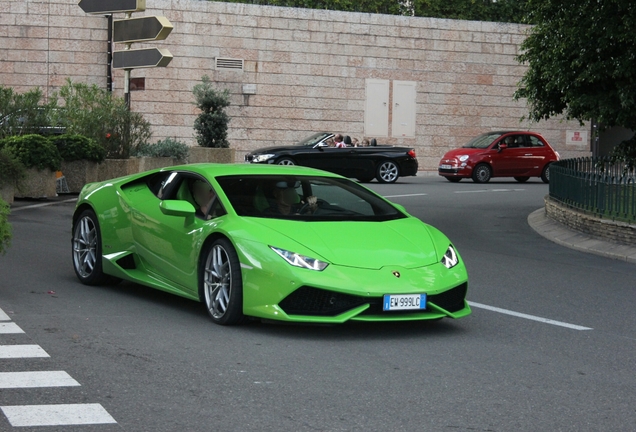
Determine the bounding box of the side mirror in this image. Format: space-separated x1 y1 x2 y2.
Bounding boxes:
160 200 196 217
498 143 507 152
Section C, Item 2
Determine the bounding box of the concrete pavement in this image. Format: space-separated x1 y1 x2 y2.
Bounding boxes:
528 208 636 264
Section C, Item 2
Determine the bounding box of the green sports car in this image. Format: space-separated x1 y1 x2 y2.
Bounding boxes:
72 163 470 325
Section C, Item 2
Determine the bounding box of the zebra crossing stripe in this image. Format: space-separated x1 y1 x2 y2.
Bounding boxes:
0 345 50 358
0 308 10 321
0 323 23 334
1 404 117 427
0 371 80 389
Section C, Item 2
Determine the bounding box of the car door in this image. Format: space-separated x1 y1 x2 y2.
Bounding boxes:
523 135 552 175
490 135 534 176
129 172 223 297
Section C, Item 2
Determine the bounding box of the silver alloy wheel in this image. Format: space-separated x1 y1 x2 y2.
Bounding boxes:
204 244 232 319
473 164 491 183
73 215 97 278
277 158 295 165
378 161 399 183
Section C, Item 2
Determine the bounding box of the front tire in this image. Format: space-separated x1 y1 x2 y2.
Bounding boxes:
276 157 296 166
201 238 244 325
472 164 492 183
376 160 399 183
72 209 118 286
541 164 551 183
445 177 461 183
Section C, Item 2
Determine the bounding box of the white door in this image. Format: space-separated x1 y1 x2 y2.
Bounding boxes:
392 81 416 138
364 79 389 137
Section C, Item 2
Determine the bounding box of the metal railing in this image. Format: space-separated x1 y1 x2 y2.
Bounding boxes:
550 158 636 223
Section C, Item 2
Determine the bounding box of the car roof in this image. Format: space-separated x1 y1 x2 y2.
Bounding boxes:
163 163 342 179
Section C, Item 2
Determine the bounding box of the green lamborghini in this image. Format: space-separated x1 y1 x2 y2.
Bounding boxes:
72 163 470 325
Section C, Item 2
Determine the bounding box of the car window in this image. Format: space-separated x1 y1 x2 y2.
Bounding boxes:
149 172 226 220
297 132 332 147
528 136 544 147
216 175 406 222
463 133 503 149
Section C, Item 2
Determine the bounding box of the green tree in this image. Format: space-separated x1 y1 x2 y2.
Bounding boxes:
193 76 231 148
0 86 56 139
53 79 152 159
214 0 527 22
514 0 636 166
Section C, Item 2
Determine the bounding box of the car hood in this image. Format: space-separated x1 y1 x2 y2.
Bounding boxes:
249 218 440 270
248 145 309 155
441 148 488 159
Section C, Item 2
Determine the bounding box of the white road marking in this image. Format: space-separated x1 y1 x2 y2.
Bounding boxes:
468 301 592 330
0 323 24 334
383 193 428 198
0 371 80 389
0 308 10 321
9 198 77 212
454 189 525 194
1 404 117 427
0 345 50 359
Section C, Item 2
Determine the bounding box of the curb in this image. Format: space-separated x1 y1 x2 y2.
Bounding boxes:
528 208 636 264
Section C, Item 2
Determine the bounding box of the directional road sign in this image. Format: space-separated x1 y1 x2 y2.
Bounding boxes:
113 48 173 69
78 0 146 14
113 16 173 44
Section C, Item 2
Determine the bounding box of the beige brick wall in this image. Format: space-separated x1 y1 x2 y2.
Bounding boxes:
1 0 591 168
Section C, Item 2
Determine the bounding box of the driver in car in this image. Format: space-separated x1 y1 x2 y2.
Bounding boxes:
266 180 318 215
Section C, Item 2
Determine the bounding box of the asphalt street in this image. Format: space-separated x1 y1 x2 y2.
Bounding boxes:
0 175 634 431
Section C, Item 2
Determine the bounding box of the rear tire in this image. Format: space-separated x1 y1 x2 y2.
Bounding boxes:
376 160 399 183
541 164 551 183
471 164 492 183
201 238 245 325
514 176 529 183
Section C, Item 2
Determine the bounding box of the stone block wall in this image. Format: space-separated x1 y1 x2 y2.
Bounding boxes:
545 196 636 246
1 0 591 168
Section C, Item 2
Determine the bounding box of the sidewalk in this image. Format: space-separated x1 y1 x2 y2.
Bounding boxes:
528 208 636 264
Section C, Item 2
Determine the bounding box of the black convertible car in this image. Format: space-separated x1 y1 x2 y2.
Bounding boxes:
244 133 418 183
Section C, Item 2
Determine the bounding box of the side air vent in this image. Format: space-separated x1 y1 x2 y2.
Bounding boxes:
215 58 244 71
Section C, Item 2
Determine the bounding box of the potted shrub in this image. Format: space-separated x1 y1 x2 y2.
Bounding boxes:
0 197 11 255
0 148 26 204
49 134 105 193
0 134 61 198
131 137 189 170
190 76 235 164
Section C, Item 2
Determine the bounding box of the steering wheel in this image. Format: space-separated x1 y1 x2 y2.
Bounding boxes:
298 198 327 214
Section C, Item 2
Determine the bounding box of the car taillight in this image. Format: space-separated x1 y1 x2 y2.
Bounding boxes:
407 149 416 158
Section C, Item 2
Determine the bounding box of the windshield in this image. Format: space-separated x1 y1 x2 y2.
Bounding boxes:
297 132 332 147
216 175 406 222
462 133 503 149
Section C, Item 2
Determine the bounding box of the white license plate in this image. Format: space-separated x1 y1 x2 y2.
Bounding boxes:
440 164 452 170
383 294 427 311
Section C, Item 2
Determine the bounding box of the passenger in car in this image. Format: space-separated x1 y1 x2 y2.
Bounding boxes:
334 134 346 148
191 179 217 219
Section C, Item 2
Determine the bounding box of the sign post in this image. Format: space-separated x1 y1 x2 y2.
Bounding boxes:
78 0 173 109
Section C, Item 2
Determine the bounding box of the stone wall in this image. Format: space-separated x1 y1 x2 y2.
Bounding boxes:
1 0 591 168
545 196 636 246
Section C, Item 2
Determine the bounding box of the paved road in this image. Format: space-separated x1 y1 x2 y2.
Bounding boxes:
0 176 634 431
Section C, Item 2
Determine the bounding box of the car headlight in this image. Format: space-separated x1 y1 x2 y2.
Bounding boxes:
458 155 469 162
441 245 459 269
251 154 275 163
270 247 329 271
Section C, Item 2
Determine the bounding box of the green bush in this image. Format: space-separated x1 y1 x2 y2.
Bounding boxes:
193 75 231 148
54 79 152 159
0 86 56 139
0 147 26 188
132 137 189 162
49 134 105 163
0 198 11 255
0 134 62 171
